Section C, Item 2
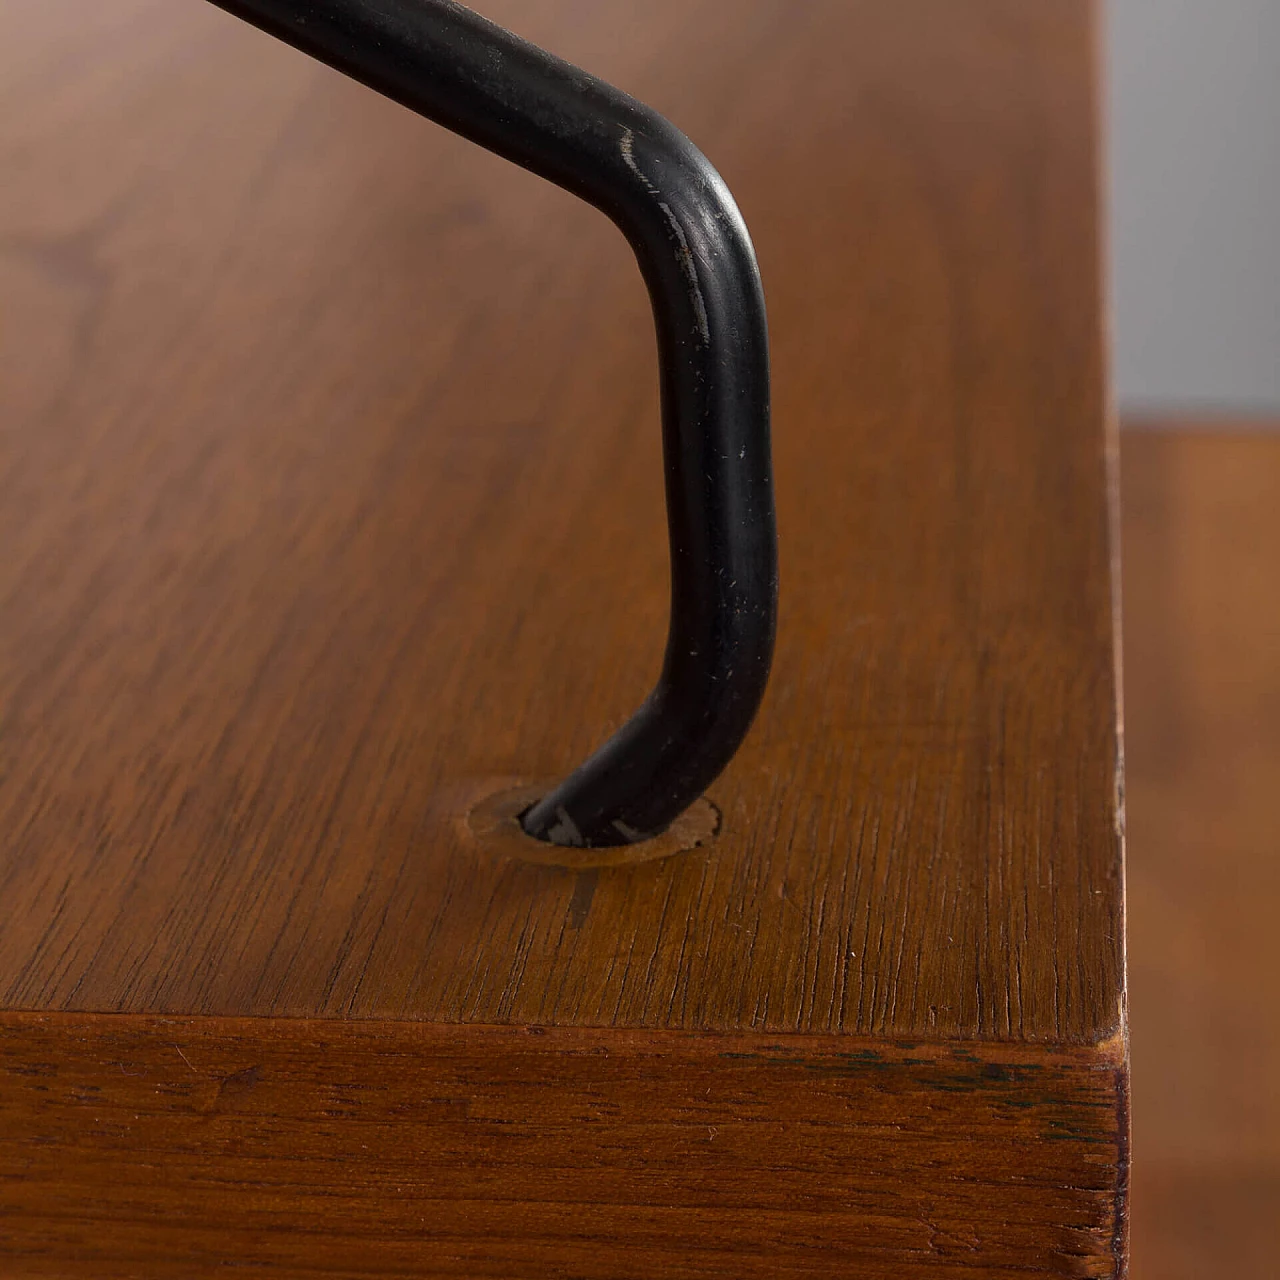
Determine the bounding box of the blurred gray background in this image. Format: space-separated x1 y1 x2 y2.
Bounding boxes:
1109 0 1280 415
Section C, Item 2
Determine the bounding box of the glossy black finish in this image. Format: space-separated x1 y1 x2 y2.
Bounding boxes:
208 0 777 846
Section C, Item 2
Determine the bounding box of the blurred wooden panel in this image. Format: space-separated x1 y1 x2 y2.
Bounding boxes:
1122 429 1280 1280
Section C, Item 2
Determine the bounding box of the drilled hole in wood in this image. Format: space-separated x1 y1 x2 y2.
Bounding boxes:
466 782 720 869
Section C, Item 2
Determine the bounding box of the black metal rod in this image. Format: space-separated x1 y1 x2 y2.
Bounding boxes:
208 0 777 847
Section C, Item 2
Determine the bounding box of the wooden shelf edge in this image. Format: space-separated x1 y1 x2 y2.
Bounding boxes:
3 1010 1129 1278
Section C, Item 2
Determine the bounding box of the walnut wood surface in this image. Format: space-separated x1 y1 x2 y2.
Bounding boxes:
0 0 1120 1042
1122 429 1280 1280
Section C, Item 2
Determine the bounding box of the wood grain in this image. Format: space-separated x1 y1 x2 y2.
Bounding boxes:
0 0 1120 1042
1 1014 1127 1279
1121 429 1280 1280
0 0 1124 1272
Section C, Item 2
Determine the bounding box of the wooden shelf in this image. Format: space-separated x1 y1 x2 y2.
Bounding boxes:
0 0 1125 1274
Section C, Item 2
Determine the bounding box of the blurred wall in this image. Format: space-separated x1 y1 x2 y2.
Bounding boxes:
1108 0 1280 414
